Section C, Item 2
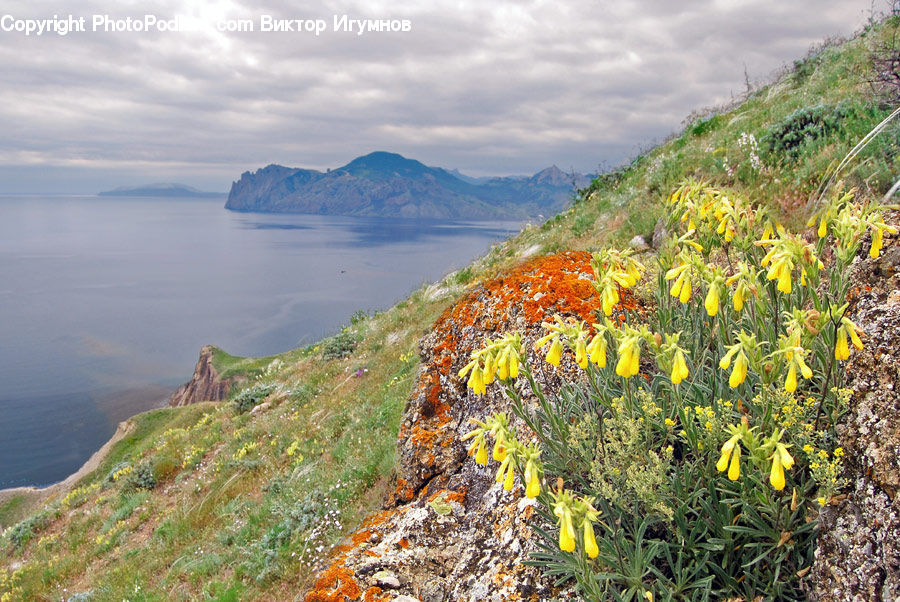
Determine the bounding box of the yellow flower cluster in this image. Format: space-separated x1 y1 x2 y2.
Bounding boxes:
719 330 759 388
458 333 524 394
725 261 758 312
232 441 258 460
809 184 897 260
60 482 101 509
716 422 795 491
182 444 206 469
462 413 543 499
590 248 645 315
756 231 822 294
835 316 864 361
668 179 754 244
111 464 133 482
550 483 601 557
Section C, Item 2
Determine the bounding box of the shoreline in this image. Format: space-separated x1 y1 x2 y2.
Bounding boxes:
0 419 135 506
0 386 172 506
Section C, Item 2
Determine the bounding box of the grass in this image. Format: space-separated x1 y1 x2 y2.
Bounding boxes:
1 16 898 601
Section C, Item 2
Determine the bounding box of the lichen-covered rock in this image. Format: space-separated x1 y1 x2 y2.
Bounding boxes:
305 251 636 601
808 212 900 601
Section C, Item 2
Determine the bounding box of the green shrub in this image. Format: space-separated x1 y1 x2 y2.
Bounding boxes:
6 511 50 549
763 103 852 158
321 330 359 360
125 463 157 491
689 114 724 138
231 383 276 414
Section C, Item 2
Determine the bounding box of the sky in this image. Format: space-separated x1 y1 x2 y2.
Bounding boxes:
0 0 885 193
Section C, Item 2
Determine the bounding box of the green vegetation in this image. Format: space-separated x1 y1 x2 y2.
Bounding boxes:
462 178 894 598
1 17 898 601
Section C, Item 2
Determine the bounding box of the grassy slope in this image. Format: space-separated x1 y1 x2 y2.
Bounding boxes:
1 18 897 601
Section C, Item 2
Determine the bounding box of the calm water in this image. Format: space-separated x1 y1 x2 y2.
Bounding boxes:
0 195 521 487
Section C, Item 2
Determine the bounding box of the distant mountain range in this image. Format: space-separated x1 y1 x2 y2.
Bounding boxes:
99 183 225 198
225 152 591 219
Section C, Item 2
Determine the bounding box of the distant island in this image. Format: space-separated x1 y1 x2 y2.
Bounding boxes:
99 183 226 198
225 151 592 219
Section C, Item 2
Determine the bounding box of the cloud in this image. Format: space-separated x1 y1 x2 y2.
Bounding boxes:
0 0 882 191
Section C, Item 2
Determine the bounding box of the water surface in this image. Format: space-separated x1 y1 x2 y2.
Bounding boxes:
0 195 521 487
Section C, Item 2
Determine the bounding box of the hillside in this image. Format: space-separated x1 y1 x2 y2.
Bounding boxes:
224 151 590 219
1 18 899 601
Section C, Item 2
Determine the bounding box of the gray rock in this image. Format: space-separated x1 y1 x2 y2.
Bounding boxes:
374 570 401 589
629 234 649 251
808 211 900 600
652 217 669 249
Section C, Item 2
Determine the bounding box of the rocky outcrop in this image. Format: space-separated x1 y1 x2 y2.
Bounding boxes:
168 345 238 407
809 213 900 601
305 252 638 601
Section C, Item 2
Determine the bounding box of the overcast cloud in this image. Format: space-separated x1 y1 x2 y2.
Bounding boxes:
0 0 884 192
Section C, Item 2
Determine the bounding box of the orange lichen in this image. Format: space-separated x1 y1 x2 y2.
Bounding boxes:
393 478 415 503
398 537 409 549
428 487 467 505
305 563 361 602
363 586 391 602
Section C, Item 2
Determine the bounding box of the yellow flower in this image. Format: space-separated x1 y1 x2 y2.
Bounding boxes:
705 285 720 317
583 520 599 559
818 214 828 238
835 326 849 361
586 333 608 368
468 366 486 395
770 451 785 490
728 351 748 388
492 436 507 462
615 336 641 378
546 337 563 367
554 501 576 553
869 220 897 259
733 285 745 311
522 445 542 499
835 317 864 361
785 362 798 393
728 445 741 481
525 461 540 498
497 348 510 380
503 464 515 491
719 332 757 388
575 336 588 370
769 442 794 491
716 432 741 476
671 349 689 385
461 421 489 465
666 263 692 303
495 455 512 485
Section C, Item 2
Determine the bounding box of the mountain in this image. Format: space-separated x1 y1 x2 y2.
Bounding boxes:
99 183 225 198
225 151 590 219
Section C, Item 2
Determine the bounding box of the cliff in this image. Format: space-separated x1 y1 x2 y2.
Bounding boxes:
225 151 589 219
167 345 240 407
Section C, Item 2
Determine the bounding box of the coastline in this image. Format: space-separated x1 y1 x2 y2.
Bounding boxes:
0 419 135 507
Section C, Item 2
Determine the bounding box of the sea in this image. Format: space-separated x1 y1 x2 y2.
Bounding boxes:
0 195 522 488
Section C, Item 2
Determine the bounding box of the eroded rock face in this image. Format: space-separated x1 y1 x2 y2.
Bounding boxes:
168 345 237 407
305 251 634 601
808 213 900 601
